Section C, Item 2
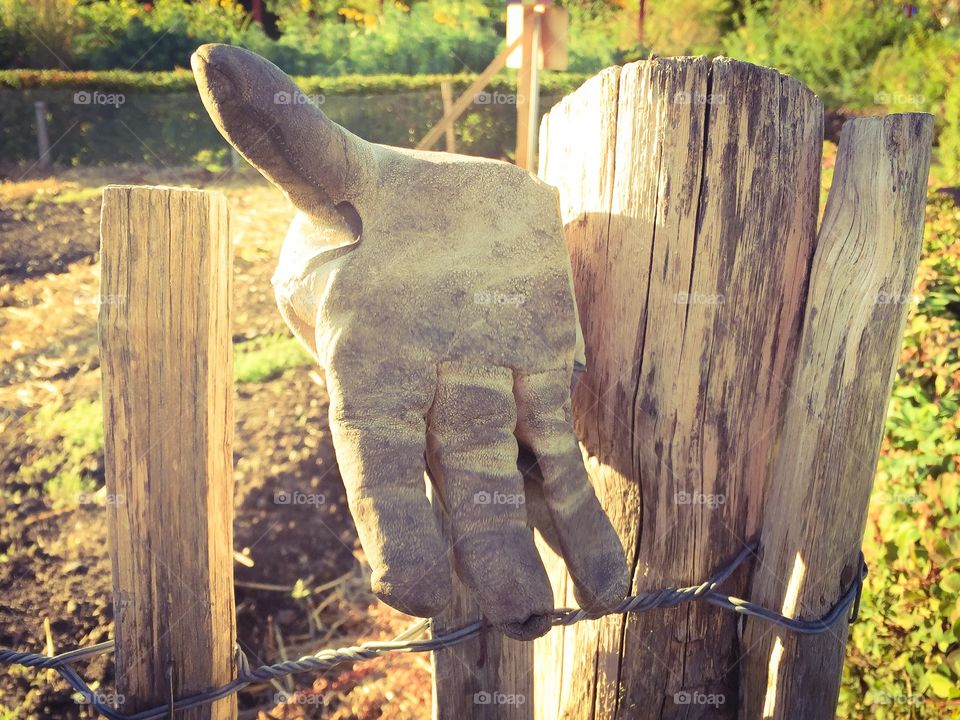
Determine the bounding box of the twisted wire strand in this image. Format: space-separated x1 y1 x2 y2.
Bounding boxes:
0 542 867 720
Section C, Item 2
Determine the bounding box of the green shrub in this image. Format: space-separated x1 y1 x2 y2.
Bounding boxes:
74 0 273 71
0 0 77 69
721 0 913 108
870 23 960 184
18 398 105 507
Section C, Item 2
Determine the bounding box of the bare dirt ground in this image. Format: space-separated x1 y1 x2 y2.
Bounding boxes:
0 166 431 719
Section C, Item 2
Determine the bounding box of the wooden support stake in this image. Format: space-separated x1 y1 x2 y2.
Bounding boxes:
742 114 933 719
34 101 50 169
515 6 542 170
439 81 457 153
99 186 236 720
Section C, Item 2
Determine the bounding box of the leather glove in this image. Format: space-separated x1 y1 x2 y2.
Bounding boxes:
192 44 628 640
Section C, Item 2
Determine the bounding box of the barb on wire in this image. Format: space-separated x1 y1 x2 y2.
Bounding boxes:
0 541 867 720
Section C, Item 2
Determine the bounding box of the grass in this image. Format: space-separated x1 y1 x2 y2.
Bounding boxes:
17 333 313 508
17 398 104 508
234 334 313 384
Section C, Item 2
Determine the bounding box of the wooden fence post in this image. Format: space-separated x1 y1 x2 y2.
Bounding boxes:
34 101 50 169
534 57 823 719
99 186 236 720
533 59 932 719
439 81 457 153
741 114 933 719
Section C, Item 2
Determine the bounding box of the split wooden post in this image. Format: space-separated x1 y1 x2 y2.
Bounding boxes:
741 114 933 719
99 186 236 720
531 58 930 719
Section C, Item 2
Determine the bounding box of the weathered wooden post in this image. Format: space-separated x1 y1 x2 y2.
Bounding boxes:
99 186 237 720
529 57 931 719
34 100 50 169
742 114 933 719
533 57 822 719
439 81 457 153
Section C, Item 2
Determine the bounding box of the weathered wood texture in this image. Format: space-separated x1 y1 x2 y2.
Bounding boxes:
741 114 933 719
430 482 534 720
100 186 236 719
535 57 825 719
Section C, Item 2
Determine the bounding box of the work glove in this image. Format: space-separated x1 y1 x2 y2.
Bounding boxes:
192 44 628 640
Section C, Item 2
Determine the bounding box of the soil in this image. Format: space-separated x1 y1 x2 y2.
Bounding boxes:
0 167 431 719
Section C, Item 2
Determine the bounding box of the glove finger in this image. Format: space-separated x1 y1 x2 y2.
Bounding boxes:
327 368 452 618
514 368 629 612
426 363 554 641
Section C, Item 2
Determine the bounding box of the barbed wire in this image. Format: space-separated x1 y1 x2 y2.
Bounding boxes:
0 541 866 720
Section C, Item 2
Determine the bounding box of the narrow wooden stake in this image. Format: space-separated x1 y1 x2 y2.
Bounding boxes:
100 186 236 720
515 6 542 170
439 81 457 153
742 114 933 719
34 101 50 168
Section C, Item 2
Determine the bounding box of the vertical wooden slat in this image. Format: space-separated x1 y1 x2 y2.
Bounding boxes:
440 81 457 153
515 5 542 170
100 186 236 720
742 114 933 719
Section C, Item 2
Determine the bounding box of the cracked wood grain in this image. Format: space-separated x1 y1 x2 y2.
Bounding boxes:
741 113 933 720
535 57 824 719
100 186 236 720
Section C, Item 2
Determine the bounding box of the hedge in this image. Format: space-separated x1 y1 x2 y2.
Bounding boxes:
0 68 591 97
0 70 591 167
